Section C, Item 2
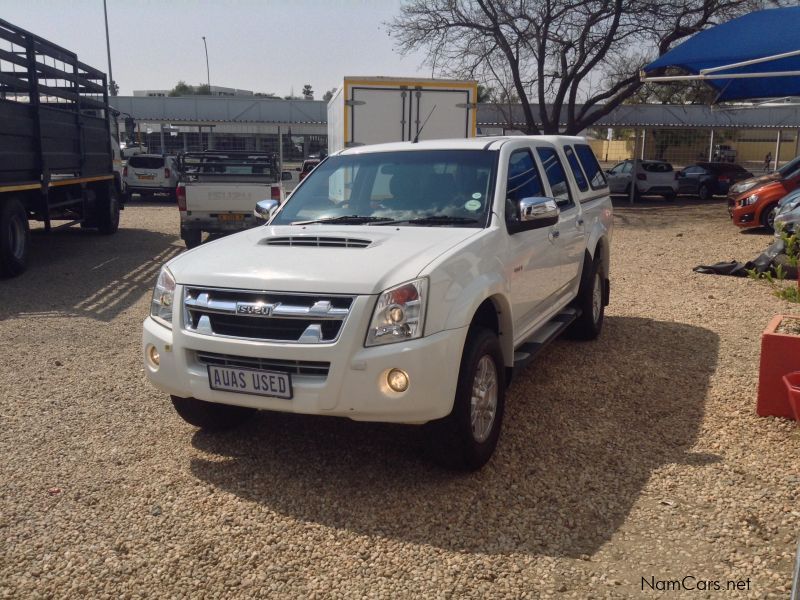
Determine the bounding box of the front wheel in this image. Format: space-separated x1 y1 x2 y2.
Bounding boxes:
0 197 30 278
171 396 255 431
761 203 778 231
425 328 506 471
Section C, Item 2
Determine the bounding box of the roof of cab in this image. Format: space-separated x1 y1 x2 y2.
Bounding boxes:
336 135 588 155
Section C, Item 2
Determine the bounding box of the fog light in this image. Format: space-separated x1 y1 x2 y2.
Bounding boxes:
146 344 160 367
387 368 409 392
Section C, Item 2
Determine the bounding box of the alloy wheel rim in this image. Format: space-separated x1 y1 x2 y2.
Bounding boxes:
470 355 498 443
768 207 777 229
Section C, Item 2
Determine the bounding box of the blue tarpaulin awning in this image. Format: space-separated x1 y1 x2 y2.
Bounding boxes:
643 7 800 102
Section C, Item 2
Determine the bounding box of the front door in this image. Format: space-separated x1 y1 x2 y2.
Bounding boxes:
504 148 562 333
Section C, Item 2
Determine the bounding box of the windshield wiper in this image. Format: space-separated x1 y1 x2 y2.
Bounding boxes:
291 215 396 225
375 215 481 226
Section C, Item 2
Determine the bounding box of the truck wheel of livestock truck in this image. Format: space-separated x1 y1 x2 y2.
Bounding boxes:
0 197 31 278
96 183 121 235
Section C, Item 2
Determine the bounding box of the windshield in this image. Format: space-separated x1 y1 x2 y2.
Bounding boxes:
778 155 800 178
271 150 496 227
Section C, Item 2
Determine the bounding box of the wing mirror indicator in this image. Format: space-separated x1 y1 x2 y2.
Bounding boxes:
254 199 280 221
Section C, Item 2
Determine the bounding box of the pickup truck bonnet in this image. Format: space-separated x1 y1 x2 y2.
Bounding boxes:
166 225 481 295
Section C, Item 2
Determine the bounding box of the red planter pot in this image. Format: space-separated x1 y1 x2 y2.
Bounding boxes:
757 315 800 420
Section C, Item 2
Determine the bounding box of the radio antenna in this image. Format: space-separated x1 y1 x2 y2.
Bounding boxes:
413 105 437 143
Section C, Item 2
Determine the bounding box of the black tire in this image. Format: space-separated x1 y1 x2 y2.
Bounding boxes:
170 396 254 431
761 203 779 232
624 184 641 202
97 184 120 234
425 327 506 471
0 197 30 278
663 190 677 201
697 183 710 201
567 252 606 341
182 228 202 249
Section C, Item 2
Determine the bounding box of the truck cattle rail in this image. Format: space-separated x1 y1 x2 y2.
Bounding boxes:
0 18 123 278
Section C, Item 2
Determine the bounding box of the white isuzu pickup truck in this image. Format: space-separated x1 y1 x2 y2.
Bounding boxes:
143 136 613 470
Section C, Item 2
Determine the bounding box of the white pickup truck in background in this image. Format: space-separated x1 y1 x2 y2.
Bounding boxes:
176 151 287 248
145 135 613 470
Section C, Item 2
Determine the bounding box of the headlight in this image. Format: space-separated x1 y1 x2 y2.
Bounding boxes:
150 267 176 328
741 193 759 206
365 278 427 346
732 181 755 195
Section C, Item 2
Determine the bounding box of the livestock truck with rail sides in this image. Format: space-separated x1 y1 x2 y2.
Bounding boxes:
0 18 124 278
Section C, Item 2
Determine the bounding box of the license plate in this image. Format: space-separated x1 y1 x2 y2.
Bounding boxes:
137 174 155 180
218 213 245 222
207 365 292 399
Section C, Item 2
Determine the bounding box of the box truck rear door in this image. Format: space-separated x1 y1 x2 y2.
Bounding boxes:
350 87 408 146
412 89 471 141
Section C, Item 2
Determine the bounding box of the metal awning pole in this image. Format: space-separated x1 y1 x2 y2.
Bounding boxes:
629 128 639 204
642 70 800 82
700 48 800 74
708 129 715 161
775 130 783 170
641 129 647 159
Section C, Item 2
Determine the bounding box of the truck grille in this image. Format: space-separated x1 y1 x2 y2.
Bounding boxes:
195 351 330 378
184 287 353 343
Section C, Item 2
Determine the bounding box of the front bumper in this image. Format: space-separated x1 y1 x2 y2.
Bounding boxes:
728 199 758 228
142 307 468 424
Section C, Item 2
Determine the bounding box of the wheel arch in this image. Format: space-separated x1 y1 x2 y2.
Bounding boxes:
467 294 514 367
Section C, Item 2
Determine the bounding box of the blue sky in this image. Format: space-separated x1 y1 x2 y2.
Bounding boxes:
2 0 431 96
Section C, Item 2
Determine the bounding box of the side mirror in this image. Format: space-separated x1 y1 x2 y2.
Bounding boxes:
254 199 280 221
508 197 559 233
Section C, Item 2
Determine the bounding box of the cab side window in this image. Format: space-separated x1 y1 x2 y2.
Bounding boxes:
564 146 588 192
505 149 544 223
536 147 574 208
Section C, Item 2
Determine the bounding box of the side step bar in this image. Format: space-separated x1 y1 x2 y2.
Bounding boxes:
512 307 581 371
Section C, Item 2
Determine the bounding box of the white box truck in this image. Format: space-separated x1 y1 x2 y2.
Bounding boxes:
327 77 478 153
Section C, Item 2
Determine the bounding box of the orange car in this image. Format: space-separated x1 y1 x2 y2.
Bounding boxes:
728 155 800 231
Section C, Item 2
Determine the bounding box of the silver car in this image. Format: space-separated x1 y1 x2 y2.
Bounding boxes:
773 189 800 236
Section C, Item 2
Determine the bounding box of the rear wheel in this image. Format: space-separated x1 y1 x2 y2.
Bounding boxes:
96 184 120 234
171 396 255 431
0 197 30 277
761 203 779 231
425 327 506 471
697 183 710 201
567 252 605 341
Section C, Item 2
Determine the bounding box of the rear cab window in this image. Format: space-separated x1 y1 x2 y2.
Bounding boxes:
574 144 608 190
642 162 673 173
128 156 165 169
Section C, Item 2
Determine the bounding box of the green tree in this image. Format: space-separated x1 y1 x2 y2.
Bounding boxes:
322 88 337 102
168 81 194 96
302 84 314 100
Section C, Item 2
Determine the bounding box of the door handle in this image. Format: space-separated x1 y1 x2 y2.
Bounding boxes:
576 217 584 227
548 230 560 241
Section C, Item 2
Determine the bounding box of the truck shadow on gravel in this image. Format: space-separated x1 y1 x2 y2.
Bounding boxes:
0 227 182 322
189 316 719 558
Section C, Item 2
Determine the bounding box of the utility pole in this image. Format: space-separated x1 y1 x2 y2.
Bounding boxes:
103 0 116 95
202 37 211 91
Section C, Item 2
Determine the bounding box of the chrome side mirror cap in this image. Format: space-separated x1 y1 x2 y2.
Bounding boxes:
518 196 559 227
254 199 279 221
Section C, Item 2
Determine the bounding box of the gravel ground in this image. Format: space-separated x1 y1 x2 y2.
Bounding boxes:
1 198 798 599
